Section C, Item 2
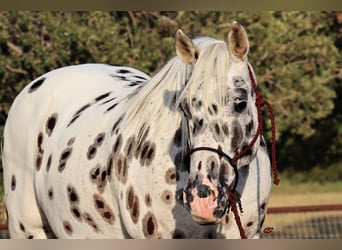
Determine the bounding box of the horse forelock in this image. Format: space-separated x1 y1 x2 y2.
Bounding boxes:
179 37 230 121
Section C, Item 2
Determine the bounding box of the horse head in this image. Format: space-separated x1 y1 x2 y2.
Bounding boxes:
177 21 260 224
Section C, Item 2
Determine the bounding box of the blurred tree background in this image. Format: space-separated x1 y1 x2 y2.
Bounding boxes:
0 11 341 183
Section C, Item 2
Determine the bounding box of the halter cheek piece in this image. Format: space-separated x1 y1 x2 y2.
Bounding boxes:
182 63 279 239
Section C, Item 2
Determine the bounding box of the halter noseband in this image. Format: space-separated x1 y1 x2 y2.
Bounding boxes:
183 63 279 239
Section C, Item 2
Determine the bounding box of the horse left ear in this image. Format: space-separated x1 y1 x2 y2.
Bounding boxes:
228 21 249 60
176 29 199 65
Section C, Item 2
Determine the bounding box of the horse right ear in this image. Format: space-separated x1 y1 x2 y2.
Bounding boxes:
228 21 249 60
176 29 199 65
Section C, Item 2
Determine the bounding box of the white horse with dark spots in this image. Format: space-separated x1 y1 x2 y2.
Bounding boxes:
2 21 278 239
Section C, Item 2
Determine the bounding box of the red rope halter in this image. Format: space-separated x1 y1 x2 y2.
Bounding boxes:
229 63 279 239
232 64 279 185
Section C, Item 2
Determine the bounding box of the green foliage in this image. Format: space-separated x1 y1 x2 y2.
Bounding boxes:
0 11 341 179
280 161 342 184
235 12 339 139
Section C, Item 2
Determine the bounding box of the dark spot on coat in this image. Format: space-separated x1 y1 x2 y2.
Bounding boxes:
37 133 43 153
126 187 140 224
124 136 136 161
111 116 124 135
145 194 152 207
95 133 106 147
245 120 254 137
28 77 46 93
93 194 115 224
67 137 75 146
140 141 156 166
112 134 122 155
46 113 58 136
135 125 150 159
19 222 25 232
225 214 230 224
115 154 129 184
165 168 177 185
212 104 218 114
75 104 91 116
214 123 220 137
67 114 81 127
127 187 134 210
46 155 52 172
36 154 42 171
59 147 72 172
90 165 101 181
94 92 111 102
222 123 229 136
131 198 139 223
207 156 218 176
11 175 16 191
100 97 117 105
87 145 97 160
63 221 73 235
83 212 101 233
231 121 243 152
161 190 173 204
142 212 158 238
67 185 79 204
106 103 118 112
70 205 82 221
48 188 54 200
197 161 202 171
117 69 131 74
106 155 114 180
193 117 205 136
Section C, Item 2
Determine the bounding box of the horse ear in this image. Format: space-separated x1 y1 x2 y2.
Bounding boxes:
228 21 249 60
176 29 198 65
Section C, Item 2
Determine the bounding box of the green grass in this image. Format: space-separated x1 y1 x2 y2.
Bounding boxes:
271 173 342 195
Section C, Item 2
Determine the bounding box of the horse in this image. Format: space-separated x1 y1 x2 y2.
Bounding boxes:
1 21 277 239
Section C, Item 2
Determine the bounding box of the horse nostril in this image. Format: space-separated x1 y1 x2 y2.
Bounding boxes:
196 184 211 198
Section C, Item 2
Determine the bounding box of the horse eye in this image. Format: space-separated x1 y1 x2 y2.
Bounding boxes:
234 98 247 113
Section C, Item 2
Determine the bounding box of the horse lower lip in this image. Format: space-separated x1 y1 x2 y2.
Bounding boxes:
192 215 218 225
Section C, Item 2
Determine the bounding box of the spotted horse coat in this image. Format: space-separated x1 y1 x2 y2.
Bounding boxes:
2 21 273 239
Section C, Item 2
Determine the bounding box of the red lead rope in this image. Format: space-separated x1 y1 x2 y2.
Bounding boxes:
232 64 280 186
229 64 280 239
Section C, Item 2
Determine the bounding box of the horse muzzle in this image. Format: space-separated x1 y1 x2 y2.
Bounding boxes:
183 176 229 224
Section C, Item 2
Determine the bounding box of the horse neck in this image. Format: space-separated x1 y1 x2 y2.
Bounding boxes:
120 59 188 153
